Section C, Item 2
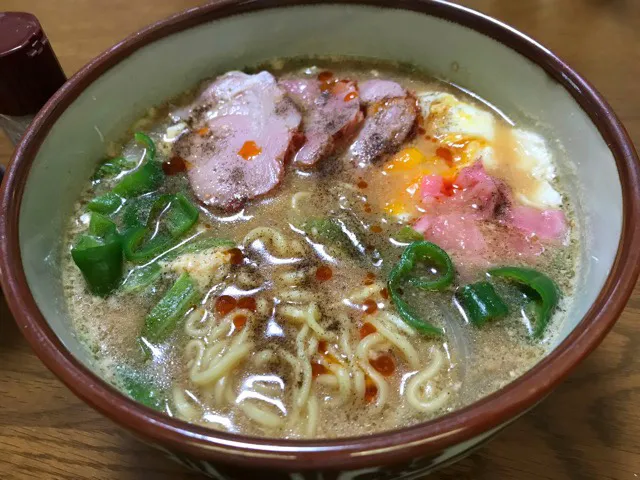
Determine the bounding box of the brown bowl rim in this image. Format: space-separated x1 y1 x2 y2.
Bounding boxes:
1 0 639 471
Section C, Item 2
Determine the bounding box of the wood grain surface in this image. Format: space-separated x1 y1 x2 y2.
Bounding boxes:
1 1 639 479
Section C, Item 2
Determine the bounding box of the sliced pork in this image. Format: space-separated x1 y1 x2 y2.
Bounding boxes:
358 79 406 104
414 213 488 258
350 80 418 165
413 162 566 272
173 71 302 210
419 162 566 240
279 77 363 167
509 205 567 241
420 162 508 220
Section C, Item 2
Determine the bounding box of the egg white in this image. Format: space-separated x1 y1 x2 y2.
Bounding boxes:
417 92 562 209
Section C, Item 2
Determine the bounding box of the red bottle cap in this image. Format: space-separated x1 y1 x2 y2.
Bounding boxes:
0 12 66 116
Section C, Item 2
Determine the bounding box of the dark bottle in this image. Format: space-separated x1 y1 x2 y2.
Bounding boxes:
0 12 67 180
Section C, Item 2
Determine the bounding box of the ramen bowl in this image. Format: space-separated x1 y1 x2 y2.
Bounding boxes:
1 1 639 478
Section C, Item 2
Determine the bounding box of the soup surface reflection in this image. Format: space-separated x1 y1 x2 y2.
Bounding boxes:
63 59 580 438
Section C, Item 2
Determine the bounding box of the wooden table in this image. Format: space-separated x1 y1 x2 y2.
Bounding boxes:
1 1 639 478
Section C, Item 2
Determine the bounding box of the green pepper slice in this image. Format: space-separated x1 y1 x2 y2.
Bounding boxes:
488 266 560 338
71 214 123 296
164 236 235 260
111 133 162 198
92 156 135 182
387 241 455 336
141 273 201 343
160 193 200 237
303 217 346 243
303 216 367 259
396 241 455 291
456 281 509 326
122 235 233 293
123 193 199 263
87 192 124 215
393 226 424 243
89 212 117 237
134 132 156 163
86 133 161 217
112 159 164 198
121 193 161 232
117 367 165 411
123 227 167 263
387 284 444 336
122 263 163 293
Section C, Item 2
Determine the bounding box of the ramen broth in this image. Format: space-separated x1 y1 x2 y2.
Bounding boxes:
62 59 579 439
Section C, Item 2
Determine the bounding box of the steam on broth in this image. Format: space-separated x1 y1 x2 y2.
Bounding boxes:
63 58 579 439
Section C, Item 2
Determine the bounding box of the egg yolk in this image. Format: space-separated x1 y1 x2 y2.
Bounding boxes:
384 147 426 172
378 146 455 217
435 134 489 169
368 101 495 219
